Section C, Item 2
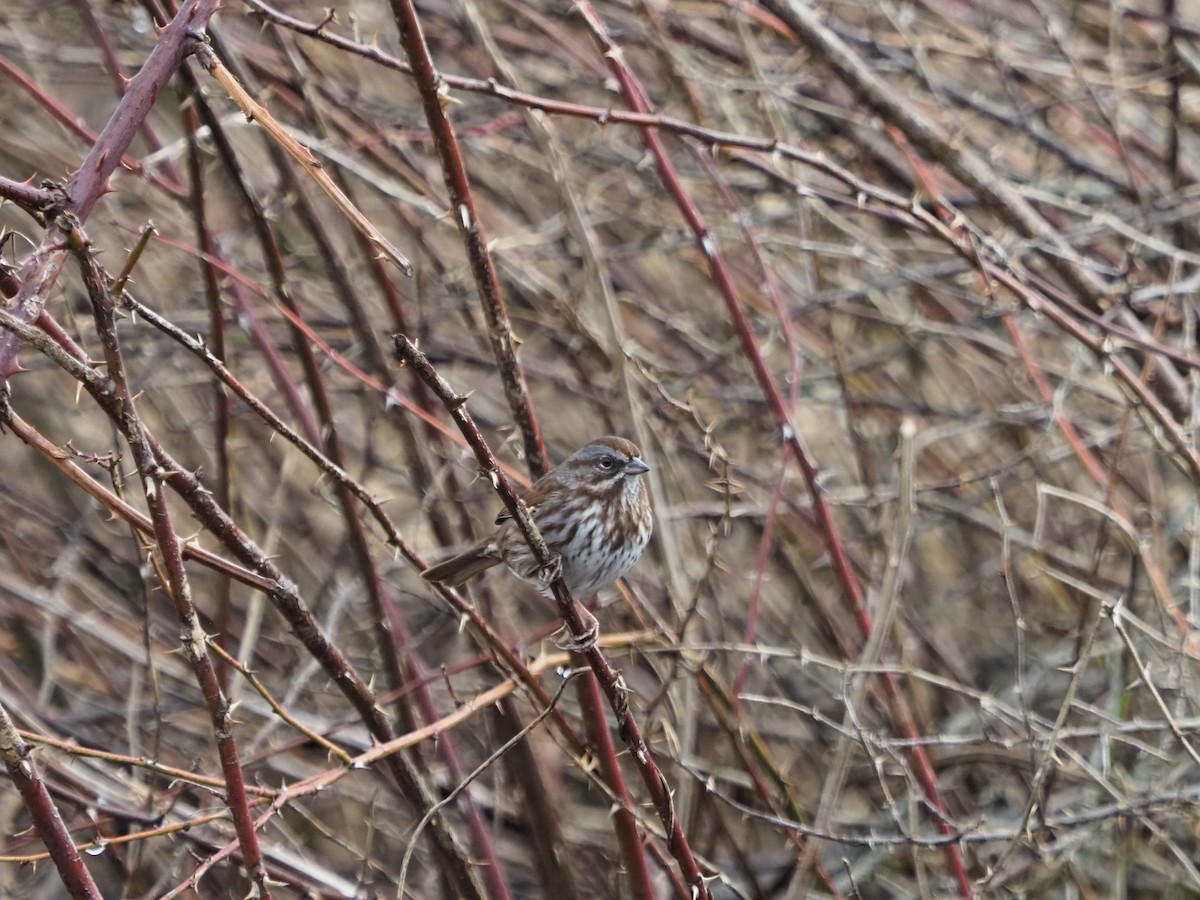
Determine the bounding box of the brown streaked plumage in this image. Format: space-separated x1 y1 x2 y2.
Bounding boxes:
421 436 652 597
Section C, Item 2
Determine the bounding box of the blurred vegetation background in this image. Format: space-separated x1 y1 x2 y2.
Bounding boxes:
3 0 1200 897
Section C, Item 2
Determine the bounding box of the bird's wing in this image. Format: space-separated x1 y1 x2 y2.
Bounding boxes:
494 470 558 524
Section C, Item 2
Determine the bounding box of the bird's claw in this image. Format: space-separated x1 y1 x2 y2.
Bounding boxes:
554 606 600 653
537 554 563 586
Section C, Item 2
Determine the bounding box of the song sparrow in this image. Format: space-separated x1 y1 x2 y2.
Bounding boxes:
422 436 652 597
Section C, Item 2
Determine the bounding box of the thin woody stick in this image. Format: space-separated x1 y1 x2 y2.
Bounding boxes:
394 334 714 900
189 38 413 276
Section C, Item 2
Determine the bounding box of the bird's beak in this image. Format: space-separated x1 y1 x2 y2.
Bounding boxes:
625 456 650 476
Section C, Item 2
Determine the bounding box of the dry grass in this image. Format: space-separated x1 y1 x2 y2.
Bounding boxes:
2 0 1200 897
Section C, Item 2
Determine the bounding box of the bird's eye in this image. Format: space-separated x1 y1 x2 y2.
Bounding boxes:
599 455 616 470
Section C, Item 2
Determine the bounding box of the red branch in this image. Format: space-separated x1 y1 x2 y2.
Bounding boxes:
572 3 973 895
0 0 221 391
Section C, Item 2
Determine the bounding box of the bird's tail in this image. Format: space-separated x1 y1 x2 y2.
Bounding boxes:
421 541 501 587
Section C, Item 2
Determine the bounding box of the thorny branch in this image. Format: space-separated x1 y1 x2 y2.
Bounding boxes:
4 1 1200 897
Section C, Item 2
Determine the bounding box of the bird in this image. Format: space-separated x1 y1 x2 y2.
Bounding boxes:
421 436 652 598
